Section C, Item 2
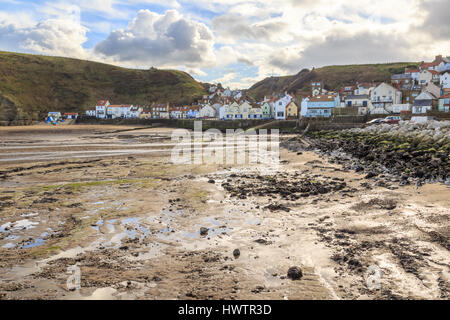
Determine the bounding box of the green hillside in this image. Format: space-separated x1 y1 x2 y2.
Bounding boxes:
0 51 207 123
246 62 419 100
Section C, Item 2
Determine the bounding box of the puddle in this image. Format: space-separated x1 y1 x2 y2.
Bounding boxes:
20 237 46 249
0 219 39 232
20 212 39 218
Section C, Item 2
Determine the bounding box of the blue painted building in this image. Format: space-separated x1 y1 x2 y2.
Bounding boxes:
305 94 340 118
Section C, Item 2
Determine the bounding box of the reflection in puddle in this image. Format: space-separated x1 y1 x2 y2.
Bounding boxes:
20 237 46 249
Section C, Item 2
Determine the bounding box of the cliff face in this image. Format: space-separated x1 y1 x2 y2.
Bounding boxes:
0 51 207 122
0 93 19 125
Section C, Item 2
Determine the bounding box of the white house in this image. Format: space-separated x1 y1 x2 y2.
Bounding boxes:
197 104 216 118
86 109 96 117
405 68 420 82
300 98 309 117
107 105 132 119
412 91 434 114
418 70 433 85
273 94 293 120
127 106 142 118
440 72 450 89
344 94 370 108
95 100 110 119
370 83 402 113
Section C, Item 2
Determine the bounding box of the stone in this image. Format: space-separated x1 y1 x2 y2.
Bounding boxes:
287 266 303 280
200 227 209 236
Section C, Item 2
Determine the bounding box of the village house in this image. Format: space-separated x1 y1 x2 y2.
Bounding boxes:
370 83 402 114
420 55 446 72
127 106 142 118
391 74 412 87
404 68 420 82
339 85 357 103
85 108 96 117
220 102 238 120
300 97 309 118
149 103 170 119
197 104 216 118
440 72 450 89
261 101 272 119
63 112 78 119
425 82 441 99
311 81 323 96
438 93 450 112
400 83 422 104
186 105 200 118
354 82 374 95
418 69 433 85
248 106 263 119
304 94 340 118
344 94 370 108
412 91 434 114
273 93 293 120
95 100 110 119
169 106 184 119
107 105 132 119
140 108 151 119
236 102 251 119
285 101 299 119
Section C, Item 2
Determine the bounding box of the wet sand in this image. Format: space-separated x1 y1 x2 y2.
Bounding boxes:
0 125 448 300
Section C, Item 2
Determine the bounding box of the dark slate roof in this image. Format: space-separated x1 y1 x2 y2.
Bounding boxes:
413 99 433 107
345 94 369 100
392 74 412 80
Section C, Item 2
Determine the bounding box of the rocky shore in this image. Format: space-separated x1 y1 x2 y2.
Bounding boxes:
283 121 450 187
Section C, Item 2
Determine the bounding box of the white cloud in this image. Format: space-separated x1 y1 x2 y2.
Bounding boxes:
94 9 217 68
0 16 89 58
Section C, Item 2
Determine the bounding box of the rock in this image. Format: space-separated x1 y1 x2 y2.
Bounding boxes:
208 179 215 184
365 172 377 179
287 266 303 280
254 239 272 245
200 227 209 236
233 249 240 258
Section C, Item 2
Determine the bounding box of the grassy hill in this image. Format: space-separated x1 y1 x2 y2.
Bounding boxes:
0 51 207 123
246 62 419 100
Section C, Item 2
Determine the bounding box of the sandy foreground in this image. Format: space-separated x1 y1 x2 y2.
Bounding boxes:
0 125 448 300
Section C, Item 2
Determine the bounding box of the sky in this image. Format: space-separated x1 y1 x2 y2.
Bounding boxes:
0 0 449 89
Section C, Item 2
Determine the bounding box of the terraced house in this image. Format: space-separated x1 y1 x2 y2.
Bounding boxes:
149 103 170 119
304 94 340 118
438 93 450 112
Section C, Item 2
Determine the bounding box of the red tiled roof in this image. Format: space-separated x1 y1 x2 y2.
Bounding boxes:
405 68 419 73
96 100 108 106
109 105 132 108
421 61 440 69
